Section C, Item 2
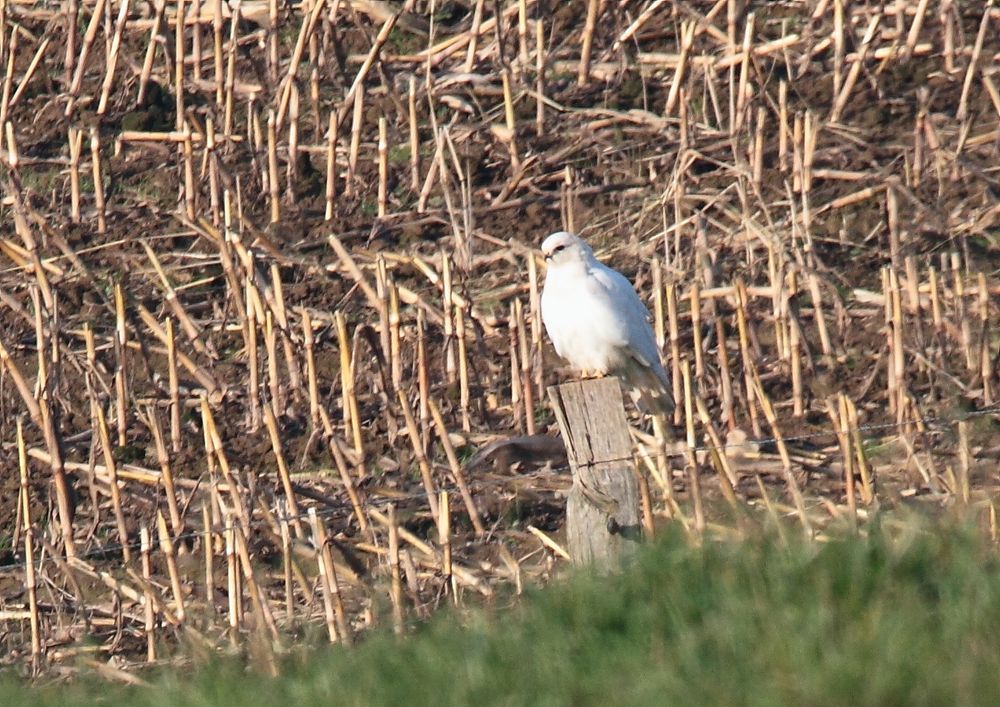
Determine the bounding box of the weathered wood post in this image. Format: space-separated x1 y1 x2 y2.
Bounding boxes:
548 377 641 567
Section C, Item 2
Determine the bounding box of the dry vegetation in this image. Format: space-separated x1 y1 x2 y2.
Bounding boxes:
0 0 997 680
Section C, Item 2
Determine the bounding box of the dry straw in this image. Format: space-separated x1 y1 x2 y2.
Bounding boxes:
0 0 997 674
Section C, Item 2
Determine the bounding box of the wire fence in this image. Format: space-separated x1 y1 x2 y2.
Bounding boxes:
1 403 996 575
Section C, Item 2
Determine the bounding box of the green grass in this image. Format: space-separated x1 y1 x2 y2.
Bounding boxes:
7 520 1000 705
388 144 411 165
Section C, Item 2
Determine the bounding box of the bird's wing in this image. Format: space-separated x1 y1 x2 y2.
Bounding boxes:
589 262 668 378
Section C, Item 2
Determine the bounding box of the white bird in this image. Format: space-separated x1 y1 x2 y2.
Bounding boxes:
540 231 674 417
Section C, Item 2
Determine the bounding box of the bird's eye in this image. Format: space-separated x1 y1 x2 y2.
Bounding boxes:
544 244 566 260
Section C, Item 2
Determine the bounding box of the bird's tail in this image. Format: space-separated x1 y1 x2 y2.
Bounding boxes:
620 358 675 418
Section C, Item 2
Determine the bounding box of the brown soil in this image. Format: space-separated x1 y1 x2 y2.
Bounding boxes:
0 0 997 674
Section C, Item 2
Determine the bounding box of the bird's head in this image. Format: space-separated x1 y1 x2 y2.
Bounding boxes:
541 231 592 268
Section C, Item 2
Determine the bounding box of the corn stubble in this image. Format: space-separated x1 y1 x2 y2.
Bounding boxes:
0 0 997 677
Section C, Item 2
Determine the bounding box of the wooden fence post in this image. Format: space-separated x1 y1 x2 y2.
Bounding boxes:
548 377 641 567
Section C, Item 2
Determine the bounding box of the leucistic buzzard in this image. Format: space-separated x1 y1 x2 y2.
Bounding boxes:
540 231 674 417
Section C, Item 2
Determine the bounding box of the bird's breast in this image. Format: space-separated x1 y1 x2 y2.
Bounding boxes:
541 268 629 373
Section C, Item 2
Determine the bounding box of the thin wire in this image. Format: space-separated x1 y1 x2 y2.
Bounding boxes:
0 473 546 575
592 403 1000 467
1 404 997 575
